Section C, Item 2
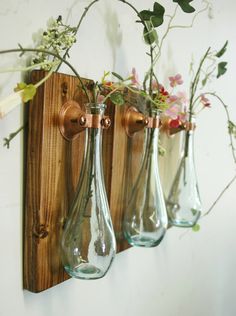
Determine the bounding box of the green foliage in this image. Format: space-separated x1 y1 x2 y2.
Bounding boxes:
14 82 27 91
201 75 208 87
192 223 200 232
215 40 228 58
14 82 36 102
139 2 165 28
111 72 124 81
173 0 195 13
217 61 227 78
110 92 124 105
228 120 236 138
32 16 77 70
143 23 158 45
22 84 37 102
191 208 198 216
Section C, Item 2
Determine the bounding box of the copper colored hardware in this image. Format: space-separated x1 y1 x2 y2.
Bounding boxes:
124 106 149 137
101 117 111 129
160 119 196 136
184 121 196 131
59 101 111 140
146 117 160 129
59 100 86 141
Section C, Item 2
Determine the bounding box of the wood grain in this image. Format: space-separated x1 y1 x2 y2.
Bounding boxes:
24 70 145 292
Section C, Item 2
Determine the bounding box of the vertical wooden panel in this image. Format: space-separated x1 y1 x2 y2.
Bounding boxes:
24 71 144 292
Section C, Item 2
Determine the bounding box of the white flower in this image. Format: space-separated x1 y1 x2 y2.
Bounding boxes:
0 90 23 119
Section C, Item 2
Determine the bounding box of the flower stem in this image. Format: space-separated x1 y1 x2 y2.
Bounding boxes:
3 124 26 148
56 0 100 72
204 92 236 164
202 174 236 217
0 47 90 102
184 47 211 158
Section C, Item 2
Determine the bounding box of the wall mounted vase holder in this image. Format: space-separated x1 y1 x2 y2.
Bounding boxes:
24 70 147 292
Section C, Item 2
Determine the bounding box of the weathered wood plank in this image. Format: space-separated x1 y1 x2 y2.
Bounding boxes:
24 71 144 292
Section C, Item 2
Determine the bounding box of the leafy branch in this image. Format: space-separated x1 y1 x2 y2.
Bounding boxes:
0 46 90 101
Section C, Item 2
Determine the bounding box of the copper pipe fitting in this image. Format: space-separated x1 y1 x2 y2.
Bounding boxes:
124 106 149 137
58 101 86 141
59 101 111 141
146 117 160 128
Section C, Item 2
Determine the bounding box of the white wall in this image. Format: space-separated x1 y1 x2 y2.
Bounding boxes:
0 1 236 315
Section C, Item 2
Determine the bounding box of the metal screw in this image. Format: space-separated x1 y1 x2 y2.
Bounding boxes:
101 117 111 129
79 115 87 126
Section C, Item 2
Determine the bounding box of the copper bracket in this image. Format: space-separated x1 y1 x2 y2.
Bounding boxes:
124 106 160 137
160 119 196 136
146 117 160 129
59 100 111 141
124 106 149 137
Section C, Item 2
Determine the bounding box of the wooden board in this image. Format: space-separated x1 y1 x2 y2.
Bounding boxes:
24 70 145 292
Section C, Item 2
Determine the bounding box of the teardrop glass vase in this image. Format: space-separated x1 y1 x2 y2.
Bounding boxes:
60 103 116 280
123 109 168 247
167 122 202 227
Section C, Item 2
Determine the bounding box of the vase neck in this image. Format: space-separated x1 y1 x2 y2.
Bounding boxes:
183 129 194 159
82 103 106 177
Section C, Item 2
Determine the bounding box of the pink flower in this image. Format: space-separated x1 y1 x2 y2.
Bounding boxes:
200 94 211 107
164 104 181 119
131 67 140 87
168 95 179 104
176 91 188 105
167 91 188 107
152 79 158 91
97 94 105 103
158 84 169 96
169 74 183 87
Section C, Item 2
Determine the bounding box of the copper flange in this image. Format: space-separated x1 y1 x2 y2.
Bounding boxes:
59 100 111 141
58 100 86 141
160 118 196 136
124 106 149 137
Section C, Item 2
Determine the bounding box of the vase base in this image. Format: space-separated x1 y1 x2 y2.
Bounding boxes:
126 233 165 248
65 264 105 280
169 219 199 228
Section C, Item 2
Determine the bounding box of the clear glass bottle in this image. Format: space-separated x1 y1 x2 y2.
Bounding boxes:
167 120 202 227
61 103 116 279
123 108 168 247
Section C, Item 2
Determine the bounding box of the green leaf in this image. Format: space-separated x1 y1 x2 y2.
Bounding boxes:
191 208 199 216
110 92 124 105
228 120 236 138
152 2 165 27
111 72 124 81
22 84 37 102
173 0 195 13
139 2 165 28
139 10 154 21
215 40 228 58
201 76 208 87
14 82 27 92
143 25 158 45
217 61 227 78
192 224 200 232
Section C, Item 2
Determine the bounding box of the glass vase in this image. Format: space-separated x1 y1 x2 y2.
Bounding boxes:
123 108 168 247
60 103 116 280
166 120 202 227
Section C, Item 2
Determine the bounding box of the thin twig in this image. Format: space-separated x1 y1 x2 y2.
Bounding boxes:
3 124 26 148
56 0 100 71
0 47 90 102
202 174 236 217
204 92 236 164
